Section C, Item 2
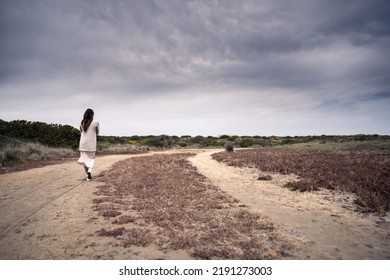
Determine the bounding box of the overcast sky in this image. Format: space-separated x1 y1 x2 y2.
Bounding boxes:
1 0 389 136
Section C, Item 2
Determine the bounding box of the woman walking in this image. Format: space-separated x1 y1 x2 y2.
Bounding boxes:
77 108 99 181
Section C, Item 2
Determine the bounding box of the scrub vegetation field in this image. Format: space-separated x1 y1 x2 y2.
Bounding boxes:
212 146 390 214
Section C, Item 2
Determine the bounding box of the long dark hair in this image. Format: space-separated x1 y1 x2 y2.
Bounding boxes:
81 108 94 132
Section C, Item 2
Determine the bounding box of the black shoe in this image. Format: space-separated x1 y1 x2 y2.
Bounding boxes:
87 172 92 181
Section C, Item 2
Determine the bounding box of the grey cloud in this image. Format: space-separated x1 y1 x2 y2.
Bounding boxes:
315 0 390 40
2 0 388 86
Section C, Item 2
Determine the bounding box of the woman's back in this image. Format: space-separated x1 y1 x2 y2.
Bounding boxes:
79 120 99 151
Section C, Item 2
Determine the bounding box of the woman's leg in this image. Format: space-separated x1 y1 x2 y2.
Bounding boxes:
86 158 94 180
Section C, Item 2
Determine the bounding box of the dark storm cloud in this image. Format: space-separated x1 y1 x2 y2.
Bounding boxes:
0 0 389 135
1 0 388 85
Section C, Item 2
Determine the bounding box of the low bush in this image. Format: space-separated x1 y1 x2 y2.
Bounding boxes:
225 142 234 152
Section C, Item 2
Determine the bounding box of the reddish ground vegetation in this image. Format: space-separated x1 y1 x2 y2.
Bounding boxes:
212 148 390 214
94 153 293 259
112 215 136 225
96 227 125 237
101 210 122 218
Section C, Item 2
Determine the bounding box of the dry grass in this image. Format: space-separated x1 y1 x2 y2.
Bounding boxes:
0 136 150 173
94 153 293 259
212 148 390 214
97 142 152 155
0 138 77 167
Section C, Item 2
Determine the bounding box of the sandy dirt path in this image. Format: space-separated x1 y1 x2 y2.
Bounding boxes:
189 150 390 259
1 149 389 259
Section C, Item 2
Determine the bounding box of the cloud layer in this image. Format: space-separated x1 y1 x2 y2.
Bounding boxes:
1 0 389 136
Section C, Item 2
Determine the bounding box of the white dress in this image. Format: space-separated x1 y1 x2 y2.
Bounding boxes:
77 151 96 169
77 121 99 169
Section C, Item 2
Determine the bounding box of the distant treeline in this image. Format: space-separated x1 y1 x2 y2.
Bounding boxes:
0 119 80 149
0 119 388 150
103 133 389 148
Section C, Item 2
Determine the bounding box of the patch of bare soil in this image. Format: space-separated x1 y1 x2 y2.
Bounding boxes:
190 150 390 259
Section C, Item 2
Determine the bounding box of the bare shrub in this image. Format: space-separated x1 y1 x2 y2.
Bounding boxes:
113 215 136 224
96 227 125 237
123 228 152 247
101 210 122 218
285 181 319 192
258 175 272 180
193 245 241 259
234 209 274 231
0 145 22 163
225 141 234 152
